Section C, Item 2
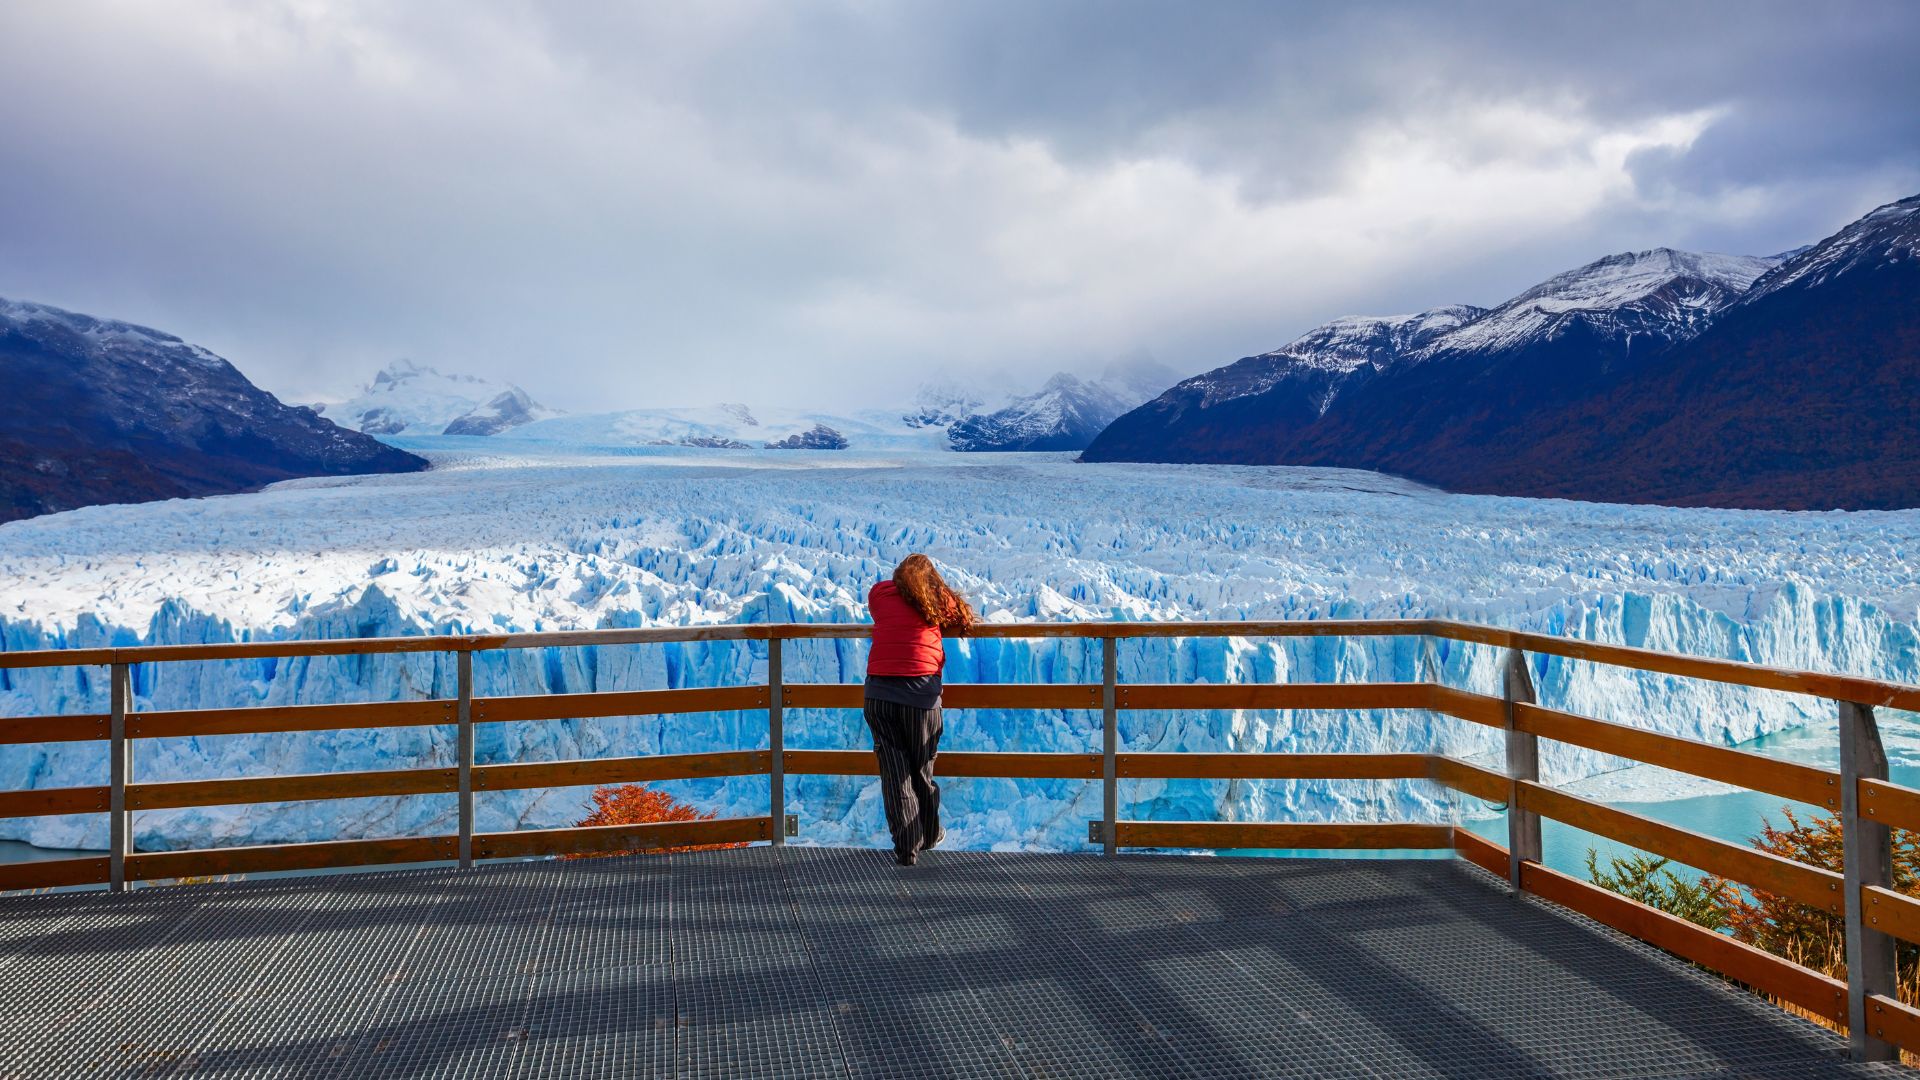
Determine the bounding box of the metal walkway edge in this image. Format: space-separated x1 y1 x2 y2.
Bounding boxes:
0 846 1906 1079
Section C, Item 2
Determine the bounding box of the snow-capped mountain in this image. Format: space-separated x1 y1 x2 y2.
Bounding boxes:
1485 192 1920 509
441 387 551 437
321 360 557 437
1416 248 1775 360
904 379 988 429
502 403 938 451
1085 306 1482 463
0 296 426 524
1087 195 1920 508
1742 194 1920 302
1084 243 1791 485
492 362 1178 454
945 360 1180 451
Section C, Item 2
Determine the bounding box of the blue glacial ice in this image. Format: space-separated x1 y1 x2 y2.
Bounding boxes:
1 441 1916 854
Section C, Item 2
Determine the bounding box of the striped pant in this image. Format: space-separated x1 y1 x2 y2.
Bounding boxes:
864 697 943 859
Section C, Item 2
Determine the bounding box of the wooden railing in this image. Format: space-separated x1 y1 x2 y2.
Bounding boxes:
3 618 1919 1061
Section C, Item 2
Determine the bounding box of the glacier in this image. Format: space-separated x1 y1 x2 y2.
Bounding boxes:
1 439 1917 857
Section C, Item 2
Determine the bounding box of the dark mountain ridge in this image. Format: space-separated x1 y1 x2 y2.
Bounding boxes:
0 297 427 524
1084 195 1918 510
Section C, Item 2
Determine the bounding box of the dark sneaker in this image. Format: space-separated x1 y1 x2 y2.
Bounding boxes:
895 852 918 867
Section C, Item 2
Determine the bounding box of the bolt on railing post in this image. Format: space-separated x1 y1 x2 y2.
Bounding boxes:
108 661 131 893
1101 635 1117 857
1502 649 1540 895
456 649 474 870
769 634 785 846
1839 699 1896 1062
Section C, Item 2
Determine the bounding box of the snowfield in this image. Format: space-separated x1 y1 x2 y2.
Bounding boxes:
2 440 1917 854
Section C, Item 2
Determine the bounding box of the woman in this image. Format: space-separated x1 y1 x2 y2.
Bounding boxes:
865 553 975 866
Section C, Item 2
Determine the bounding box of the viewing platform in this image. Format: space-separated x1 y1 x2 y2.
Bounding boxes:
3 845 1904 1078
4 619 1920 1077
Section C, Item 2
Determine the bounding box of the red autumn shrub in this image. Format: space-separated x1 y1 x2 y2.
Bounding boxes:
565 783 748 858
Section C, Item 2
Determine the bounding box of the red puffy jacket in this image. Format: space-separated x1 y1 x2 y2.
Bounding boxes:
867 581 947 676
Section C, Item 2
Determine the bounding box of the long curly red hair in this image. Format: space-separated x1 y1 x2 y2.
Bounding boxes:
892 554 975 633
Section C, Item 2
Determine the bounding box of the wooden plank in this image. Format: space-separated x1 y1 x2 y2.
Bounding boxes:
949 618 1443 641
783 685 864 709
1521 862 1846 1023
1428 757 1509 801
1866 993 1920 1052
0 647 120 670
127 835 457 880
1491 626 1920 714
941 752 1102 778
106 635 494 666
130 698 456 739
476 626 767 649
1517 703 1839 808
783 749 874 774
779 684 1102 710
472 816 770 859
5 616 1916 714
1117 752 1429 780
945 684 1103 710
1426 685 1507 727
1112 820 1453 850
1861 885 1920 946
1451 828 1508 877
0 856 112 892
1115 683 1432 711
1861 777 1920 834
1519 782 1844 913
473 687 768 723
0 785 110 817
129 768 459 810
473 751 770 791
0 714 110 746
780 750 1101 778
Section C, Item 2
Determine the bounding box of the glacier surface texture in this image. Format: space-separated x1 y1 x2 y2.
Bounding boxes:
1 441 1917 854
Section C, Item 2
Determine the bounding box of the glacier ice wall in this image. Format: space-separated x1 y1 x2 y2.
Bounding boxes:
1 444 1916 853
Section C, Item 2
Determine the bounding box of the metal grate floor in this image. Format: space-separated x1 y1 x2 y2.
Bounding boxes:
0 846 1906 1078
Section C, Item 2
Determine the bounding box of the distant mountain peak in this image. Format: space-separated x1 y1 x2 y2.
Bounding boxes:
942 363 1177 452
1743 192 1920 303
328 361 555 437
1420 247 1779 358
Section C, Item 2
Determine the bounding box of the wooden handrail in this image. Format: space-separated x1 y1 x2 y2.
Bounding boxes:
1114 820 1453 850
5 614 1919 1058
1518 782 1846 913
1515 702 1841 809
2 617 1914 709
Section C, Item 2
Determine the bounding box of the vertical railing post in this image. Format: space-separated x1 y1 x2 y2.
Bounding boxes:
457 649 474 870
1840 699 1896 1062
1502 648 1540 895
769 634 785 846
108 661 131 892
1101 635 1117 857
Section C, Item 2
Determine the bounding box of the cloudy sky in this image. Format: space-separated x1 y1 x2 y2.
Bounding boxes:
1 1 1915 411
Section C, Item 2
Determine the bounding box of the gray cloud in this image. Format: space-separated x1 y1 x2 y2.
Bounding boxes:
0 0 1914 412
